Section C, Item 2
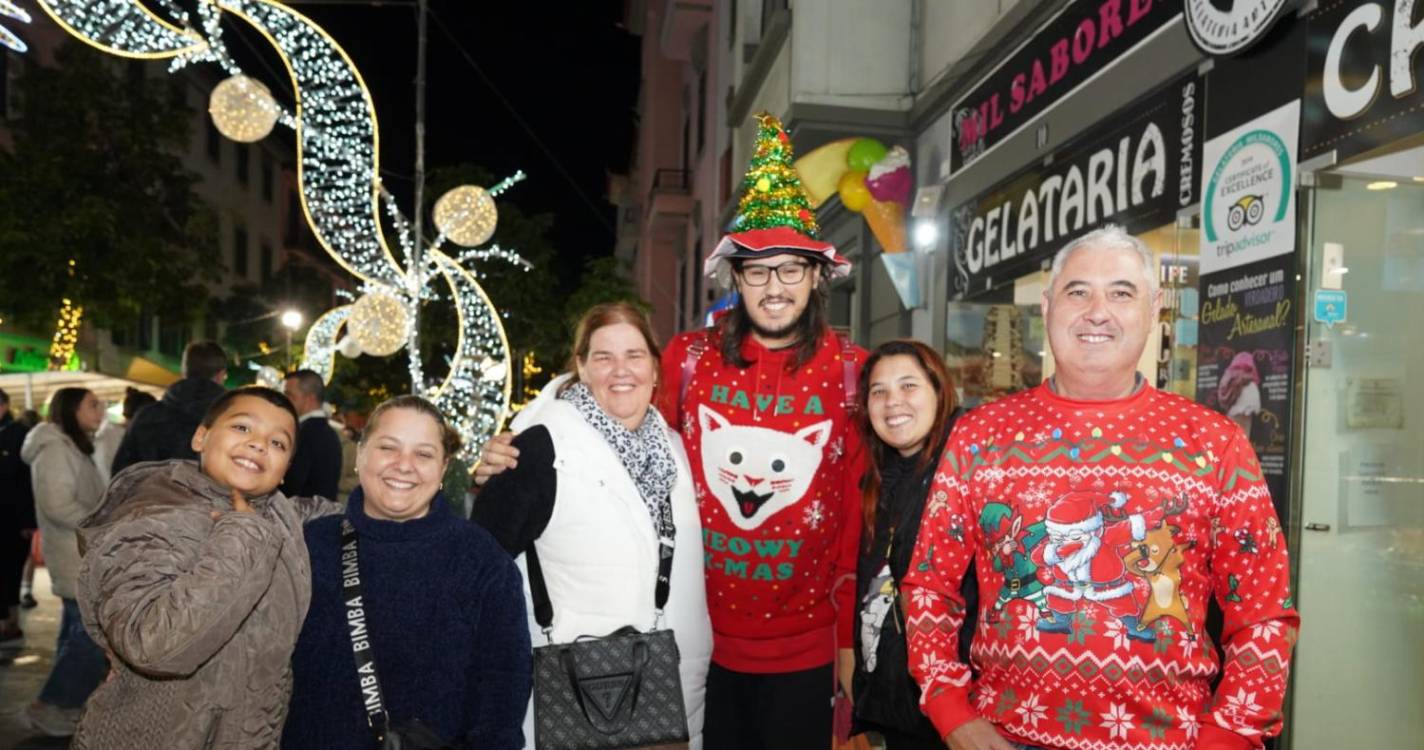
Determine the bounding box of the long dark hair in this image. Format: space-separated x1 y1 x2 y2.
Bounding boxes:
716 259 832 370
47 387 96 456
856 339 959 534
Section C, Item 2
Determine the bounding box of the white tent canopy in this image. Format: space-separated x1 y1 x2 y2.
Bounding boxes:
0 372 165 415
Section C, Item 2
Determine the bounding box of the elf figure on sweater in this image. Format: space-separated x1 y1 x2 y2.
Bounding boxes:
902 226 1298 750
979 502 1048 618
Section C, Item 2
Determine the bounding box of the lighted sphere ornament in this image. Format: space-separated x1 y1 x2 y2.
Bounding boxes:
433 185 499 247
254 365 283 390
208 75 279 143
348 291 409 357
337 334 363 359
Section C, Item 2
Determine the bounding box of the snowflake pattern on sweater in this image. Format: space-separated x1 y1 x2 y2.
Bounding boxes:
657 328 867 673
902 384 1298 750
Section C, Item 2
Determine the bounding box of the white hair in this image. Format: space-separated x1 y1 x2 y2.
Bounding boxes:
1046 224 1158 296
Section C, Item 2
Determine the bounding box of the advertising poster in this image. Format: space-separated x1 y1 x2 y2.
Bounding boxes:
1200 99 1300 274
1195 253 1296 517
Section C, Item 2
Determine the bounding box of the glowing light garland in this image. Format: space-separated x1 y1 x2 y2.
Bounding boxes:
39 0 525 461
49 298 83 369
1 0 32 54
301 304 351 384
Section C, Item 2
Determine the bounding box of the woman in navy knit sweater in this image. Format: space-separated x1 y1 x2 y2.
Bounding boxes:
282 396 531 749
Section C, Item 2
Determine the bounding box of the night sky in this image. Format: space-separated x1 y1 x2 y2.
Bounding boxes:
232 0 640 284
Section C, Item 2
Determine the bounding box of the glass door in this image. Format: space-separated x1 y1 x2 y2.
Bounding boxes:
1289 167 1424 747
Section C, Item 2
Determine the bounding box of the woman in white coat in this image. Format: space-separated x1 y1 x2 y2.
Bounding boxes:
472 302 711 749
20 387 109 737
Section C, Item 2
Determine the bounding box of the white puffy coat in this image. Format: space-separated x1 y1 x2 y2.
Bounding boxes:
511 375 711 749
21 423 105 599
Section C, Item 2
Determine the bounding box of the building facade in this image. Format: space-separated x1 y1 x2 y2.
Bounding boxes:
910 2 1422 747
619 1 1424 746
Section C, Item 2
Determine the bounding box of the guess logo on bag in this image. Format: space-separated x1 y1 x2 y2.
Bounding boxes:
579 673 635 722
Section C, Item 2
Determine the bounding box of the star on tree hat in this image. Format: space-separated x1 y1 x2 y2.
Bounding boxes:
705 112 852 280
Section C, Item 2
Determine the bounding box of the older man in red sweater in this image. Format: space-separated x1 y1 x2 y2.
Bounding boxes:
903 225 1298 750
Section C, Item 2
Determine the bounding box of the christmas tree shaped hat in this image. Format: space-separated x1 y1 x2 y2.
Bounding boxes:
704 112 851 279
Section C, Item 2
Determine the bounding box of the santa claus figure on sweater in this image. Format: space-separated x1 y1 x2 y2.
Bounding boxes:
1032 490 1166 640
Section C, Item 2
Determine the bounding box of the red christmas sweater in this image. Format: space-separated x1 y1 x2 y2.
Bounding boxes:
902 384 1298 750
656 328 866 673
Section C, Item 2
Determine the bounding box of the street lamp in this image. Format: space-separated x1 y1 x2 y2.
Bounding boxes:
280 309 303 369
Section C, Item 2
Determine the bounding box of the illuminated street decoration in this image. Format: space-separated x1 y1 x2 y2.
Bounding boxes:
347 289 408 358
301 305 352 385
1 0 32 54
207 74 280 143
37 0 523 460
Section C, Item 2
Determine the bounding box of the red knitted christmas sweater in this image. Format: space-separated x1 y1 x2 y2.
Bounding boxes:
656 328 866 673
902 384 1298 750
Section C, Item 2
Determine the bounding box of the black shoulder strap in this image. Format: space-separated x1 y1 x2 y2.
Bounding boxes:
526 511 676 635
340 519 391 743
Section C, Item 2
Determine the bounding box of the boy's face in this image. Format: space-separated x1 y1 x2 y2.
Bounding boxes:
191 396 296 497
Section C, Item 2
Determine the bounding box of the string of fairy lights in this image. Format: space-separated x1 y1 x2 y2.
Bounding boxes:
0 0 31 54
36 0 526 461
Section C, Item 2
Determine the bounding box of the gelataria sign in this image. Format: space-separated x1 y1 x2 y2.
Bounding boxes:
949 73 1201 298
1184 0 1291 56
1302 0 1424 162
950 0 1180 173
1200 100 1299 274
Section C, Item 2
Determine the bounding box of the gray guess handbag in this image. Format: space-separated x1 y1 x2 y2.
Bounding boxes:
527 528 688 750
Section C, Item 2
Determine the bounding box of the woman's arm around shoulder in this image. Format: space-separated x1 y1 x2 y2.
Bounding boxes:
468 425 557 556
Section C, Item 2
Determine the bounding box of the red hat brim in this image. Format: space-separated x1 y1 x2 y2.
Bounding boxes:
704 227 852 279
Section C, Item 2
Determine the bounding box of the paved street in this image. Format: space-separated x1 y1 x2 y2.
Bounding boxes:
0 569 75 749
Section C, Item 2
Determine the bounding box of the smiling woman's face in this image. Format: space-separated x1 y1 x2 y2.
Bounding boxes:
191 395 296 496
357 407 448 522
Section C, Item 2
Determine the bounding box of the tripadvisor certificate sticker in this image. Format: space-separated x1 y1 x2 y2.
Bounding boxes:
1201 100 1300 274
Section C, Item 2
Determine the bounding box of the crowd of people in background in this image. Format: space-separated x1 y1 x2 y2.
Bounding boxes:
0 217 1300 750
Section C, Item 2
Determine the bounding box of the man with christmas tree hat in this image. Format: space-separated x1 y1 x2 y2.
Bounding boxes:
654 111 866 750
475 113 867 749
902 225 1298 750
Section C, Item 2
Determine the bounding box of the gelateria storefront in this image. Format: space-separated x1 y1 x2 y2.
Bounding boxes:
925 2 1424 746
943 70 1204 407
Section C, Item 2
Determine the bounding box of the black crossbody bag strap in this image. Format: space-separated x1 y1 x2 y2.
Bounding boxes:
341 518 392 744
526 509 675 636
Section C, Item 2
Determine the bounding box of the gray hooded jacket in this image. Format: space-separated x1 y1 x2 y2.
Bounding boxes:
73 461 339 749
21 422 105 599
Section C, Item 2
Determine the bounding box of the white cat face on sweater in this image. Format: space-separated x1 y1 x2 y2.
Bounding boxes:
698 404 832 530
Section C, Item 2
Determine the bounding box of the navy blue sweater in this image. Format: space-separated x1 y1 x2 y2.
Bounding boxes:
283 489 531 749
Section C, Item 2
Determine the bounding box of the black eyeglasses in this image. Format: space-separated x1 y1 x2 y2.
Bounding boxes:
736 261 811 287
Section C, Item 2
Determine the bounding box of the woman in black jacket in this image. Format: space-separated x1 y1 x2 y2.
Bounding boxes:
851 339 977 749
